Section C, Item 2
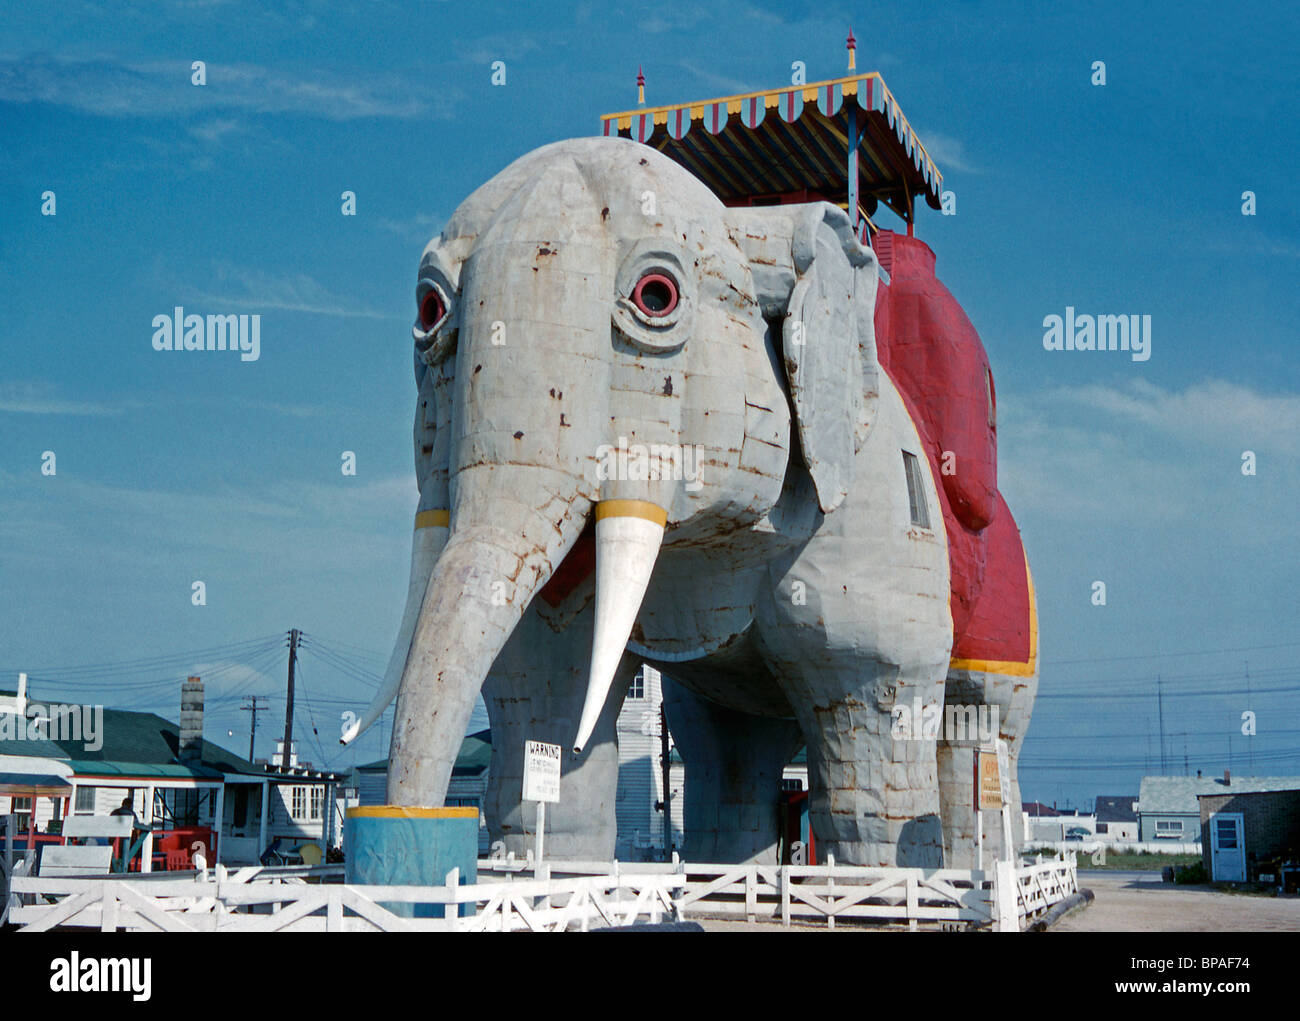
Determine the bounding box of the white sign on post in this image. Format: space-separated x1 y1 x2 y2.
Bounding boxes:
522 740 561 874
522 740 561 803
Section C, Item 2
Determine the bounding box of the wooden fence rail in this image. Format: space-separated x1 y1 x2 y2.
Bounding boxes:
10 863 684 932
10 853 1077 932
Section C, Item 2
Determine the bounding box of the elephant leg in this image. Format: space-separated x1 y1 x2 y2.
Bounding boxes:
661 675 803 864
760 648 947 868
938 666 1039 866
481 605 629 861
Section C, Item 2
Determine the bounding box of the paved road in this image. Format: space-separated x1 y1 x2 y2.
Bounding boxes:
1077 869 1166 885
1058 874 1300 931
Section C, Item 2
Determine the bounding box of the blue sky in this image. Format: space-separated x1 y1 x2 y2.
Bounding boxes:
1 0 1296 806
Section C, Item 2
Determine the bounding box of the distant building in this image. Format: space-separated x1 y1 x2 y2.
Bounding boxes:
0 676 346 869
1138 773 1300 845
1094 794 1139 841
1196 778 1300 883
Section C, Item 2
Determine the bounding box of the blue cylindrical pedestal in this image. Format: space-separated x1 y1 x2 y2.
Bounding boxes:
345 806 478 918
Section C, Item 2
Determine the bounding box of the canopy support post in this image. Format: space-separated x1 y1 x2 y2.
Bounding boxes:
847 104 861 237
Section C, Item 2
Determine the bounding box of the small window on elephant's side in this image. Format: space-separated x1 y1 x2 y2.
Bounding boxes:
902 451 931 529
986 367 997 430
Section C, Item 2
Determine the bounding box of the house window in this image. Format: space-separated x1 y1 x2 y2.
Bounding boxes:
1155 820 1182 837
74 786 97 813
1214 818 1238 849
780 778 804 792
291 786 321 822
13 797 32 830
628 669 645 700
1097 823 1109 834
902 451 931 529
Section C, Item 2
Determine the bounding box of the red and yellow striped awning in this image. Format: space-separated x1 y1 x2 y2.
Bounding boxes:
600 72 942 223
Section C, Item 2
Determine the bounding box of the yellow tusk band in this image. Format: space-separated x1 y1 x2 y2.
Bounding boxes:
594 499 668 526
415 509 450 530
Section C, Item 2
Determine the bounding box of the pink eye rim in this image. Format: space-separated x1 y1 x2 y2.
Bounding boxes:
631 272 678 318
418 289 446 330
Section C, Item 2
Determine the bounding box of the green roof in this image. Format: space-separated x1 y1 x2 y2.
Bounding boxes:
0 699 261 779
358 729 491 777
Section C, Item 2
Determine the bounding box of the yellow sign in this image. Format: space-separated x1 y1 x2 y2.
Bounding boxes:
977 749 1002 810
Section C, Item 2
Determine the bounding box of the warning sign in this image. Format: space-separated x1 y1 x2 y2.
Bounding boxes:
522 740 561 804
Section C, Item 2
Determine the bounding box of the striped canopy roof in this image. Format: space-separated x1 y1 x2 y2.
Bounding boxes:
600 72 942 223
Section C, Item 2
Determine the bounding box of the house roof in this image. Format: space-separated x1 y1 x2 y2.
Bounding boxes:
1022 801 1060 817
1095 795 1139 822
1139 775 1300 815
0 771 71 797
1 698 265 782
359 729 492 778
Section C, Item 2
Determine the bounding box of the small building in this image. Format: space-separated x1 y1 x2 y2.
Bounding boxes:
0 675 346 868
1197 777 1300 883
1094 795 1139 842
1138 773 1300 846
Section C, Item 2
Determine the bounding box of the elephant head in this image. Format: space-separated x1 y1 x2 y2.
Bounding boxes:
349 137 884 807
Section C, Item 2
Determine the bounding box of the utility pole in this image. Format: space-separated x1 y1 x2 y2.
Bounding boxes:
283 628 300 768
656 700 673 862
1156 675 1166 774
239 695 268 761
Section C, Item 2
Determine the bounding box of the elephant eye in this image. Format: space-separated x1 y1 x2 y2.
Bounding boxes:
632 272 678 318
419 289 447 330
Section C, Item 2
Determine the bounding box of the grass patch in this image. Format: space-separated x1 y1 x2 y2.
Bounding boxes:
1027 847 1201 871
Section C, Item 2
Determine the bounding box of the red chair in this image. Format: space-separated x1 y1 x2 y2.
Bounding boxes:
165 849 190 871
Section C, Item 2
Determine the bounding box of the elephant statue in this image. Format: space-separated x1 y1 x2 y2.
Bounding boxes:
344 135 1038 868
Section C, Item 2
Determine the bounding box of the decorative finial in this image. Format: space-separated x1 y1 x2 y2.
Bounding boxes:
847 29 856 71
637 65 646 105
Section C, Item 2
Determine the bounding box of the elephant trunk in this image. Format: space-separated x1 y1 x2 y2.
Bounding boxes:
386 468 587 806
340 510 448 746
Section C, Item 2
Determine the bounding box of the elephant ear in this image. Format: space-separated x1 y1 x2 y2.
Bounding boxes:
783 205 878 514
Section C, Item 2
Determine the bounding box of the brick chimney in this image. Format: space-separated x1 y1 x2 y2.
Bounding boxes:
179 676 204 767
1223 769 1231 786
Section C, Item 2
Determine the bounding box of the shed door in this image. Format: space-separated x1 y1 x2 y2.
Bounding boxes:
1209 813 1245 882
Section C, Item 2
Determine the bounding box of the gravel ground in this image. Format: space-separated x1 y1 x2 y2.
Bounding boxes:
686 875 1300 932
1054 875 1300 932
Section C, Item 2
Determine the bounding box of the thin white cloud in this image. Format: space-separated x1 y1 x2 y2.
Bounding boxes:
1049 379 1300 453
918 130 980 175
0 53 456 120
0 382 125 416
186 265 402 321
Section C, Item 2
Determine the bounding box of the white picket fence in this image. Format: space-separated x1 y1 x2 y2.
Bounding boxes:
479 853 1079 931
8 851 1077 932
8 862 683 932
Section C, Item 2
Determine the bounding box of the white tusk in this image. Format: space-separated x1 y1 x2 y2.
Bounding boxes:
572 501 666 753
341 511 448 744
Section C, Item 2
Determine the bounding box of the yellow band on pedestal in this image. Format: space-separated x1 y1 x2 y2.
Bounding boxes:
346 806 477 819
